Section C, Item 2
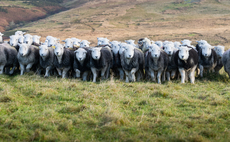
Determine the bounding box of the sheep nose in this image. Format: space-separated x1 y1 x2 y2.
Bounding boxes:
155 55 157 57
95 56 98 59
79 58 82 60
21 53 24 56
26 41 28 44
205 54 207 56
129 55 131 58
181 56 184 58
169 51 171 54
56 52 59 55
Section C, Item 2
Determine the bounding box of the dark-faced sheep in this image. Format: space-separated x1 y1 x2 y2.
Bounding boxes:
54 43 74 78
146 44 168 84
90 47 113 82
120 44 144 82
174 46 198 83
73 48 91 81
17 43 40 75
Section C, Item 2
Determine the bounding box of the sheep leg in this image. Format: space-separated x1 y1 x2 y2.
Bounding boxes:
75 69 81 78
101 65 108 80
124 70 130 83
131 68 137 82
26 63 34 72
189 65 197 84
4 67 10 74
0 65 4 74
82 71 89 81
136 70 141 81
171 70 176 79
199 64 204 77
179 68 185 83
91 67 98 83
157 70 163 84
44 66 52 78
166 71 170 81
150 70 155 82
62 67 70 78
9 66 16 75
118 68 124 80
162 71 166 82
20 64 25 75
56 68 62 76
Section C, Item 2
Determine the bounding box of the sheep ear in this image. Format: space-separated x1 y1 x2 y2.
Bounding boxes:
188 48 192 51
38 36 41 39
22 32 26 34
210 46 214 49
87 41 90 44
74 50 78 53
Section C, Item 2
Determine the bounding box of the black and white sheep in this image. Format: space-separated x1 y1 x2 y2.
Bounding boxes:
0 43 18 75
54 43 74 78
39 44 55 77
73 47 91 81
32 35 41 46
198 44 217 77
110 41 124 80
17 43 40 75
174 46 198 83
222 49 230 78
120 44 144 82
23 34 33 45
214 45 225 74
89 47 113 82
145 44 168 84
0 32 4 43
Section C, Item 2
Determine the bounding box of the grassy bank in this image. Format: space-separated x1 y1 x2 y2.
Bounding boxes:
0 71 230 141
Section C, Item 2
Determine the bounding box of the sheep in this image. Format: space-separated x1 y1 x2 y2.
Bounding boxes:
73 48 91 81
138 37 151 53
15 31 26 36
120 44 144 82
0 43 18 75
39 44 55 77
181 39 196 51
24 34 33 45
222 49 230 78
164 42 178 81
18 36 24 44
155 41 163 49
46 36 59 47
125 40 138 48
9 35 20 51
32 35 41 46
79 40 90 48
214 45 225 74
97 37 110 46
174 45 198 83
174 41 181 50
0 32 3 43
71 38 81 48
196 40 208 52
198 44 217 77
17 43 40 75
145 44 168 84
90 47 113 82
110 41 124 80
53 43 74 78
62 38 74 48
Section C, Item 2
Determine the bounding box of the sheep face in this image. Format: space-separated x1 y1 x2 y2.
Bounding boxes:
80 40 90 48
10 35 19 46
155 41 163 48
201 44 214 57
63 38 73 48
48 37 58 47
149 44 161 58
110 41 120 55
178 46 192 60
125 40 135 45
75 48 87 61
18 36 24 44
91 47 102 60
39 45 49 57
174 42 181 49
124 45 135 59
119 43 127 55
33 35 41 44
181 39 192 46
137 38 144 47
164 43 175 56
196 40 208 47
214 45 225 58
72 38 81 47
97 37 109 46
15 31 26 36
19 44 29 56
24 34 33 45
54 44 64 57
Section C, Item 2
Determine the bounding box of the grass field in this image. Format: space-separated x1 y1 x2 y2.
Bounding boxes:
1 0 230 141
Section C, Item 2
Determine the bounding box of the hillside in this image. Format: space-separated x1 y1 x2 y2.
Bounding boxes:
4 0 230 48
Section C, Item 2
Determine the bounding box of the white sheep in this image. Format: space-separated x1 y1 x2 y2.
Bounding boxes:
24 34 33 45
0 32 4 43
71 38 81 47
32 35 41 45
79 40 90 48
97 37 110 46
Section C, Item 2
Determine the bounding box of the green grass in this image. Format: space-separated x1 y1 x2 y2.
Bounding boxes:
0 72 230 141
